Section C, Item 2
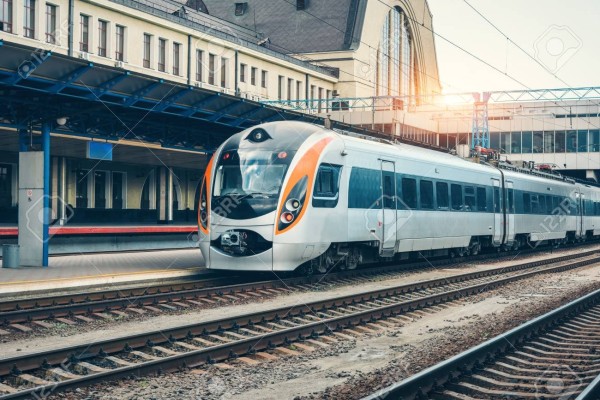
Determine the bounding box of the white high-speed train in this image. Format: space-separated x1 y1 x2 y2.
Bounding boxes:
197 121 600 273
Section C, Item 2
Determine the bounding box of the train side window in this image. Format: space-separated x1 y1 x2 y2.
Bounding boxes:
451 184 462 211
531 194 540 213
464 186 475 211
493 187 501 213
313 164 341 208
382 173 395 209
401 178 417 209
477 187 487 211
420 180 434 210
523 193 531 214
507 189 514 213
552 196 560 211
436 182 449 209
539 195 547 214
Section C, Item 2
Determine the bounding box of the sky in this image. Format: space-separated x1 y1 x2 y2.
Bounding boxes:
427 0 600 93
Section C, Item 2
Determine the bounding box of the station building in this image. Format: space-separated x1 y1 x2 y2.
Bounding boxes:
0 0 442 263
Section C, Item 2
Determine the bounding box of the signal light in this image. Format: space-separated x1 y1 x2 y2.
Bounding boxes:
286 198 301 211
281 212 294 224
223 153 230 160
278 151 287 159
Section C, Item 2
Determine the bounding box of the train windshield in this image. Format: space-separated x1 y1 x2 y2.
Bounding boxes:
212 149 294 219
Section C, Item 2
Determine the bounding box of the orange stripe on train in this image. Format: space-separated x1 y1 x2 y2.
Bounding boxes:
199 155 214 235
275 137 333 235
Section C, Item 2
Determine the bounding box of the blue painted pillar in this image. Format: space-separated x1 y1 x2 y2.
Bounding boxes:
42 122 51 266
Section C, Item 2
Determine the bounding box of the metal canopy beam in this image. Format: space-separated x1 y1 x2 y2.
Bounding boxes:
87 71 130 99
48 63 94 94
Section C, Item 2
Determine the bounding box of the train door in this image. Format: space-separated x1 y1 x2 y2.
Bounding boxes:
505 180 515 244
491 178 504 246
380 160 397 257
576 190 584 238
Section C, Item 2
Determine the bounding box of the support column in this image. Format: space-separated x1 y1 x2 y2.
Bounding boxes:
156 166 173 224
167 167 174 222
58 157 68 224
18 123 51 267
42 123 51 266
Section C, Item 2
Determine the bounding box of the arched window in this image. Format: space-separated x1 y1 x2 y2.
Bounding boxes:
377 7 414 98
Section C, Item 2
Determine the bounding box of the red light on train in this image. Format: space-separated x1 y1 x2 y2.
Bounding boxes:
278 151 287 159
223 153 230 160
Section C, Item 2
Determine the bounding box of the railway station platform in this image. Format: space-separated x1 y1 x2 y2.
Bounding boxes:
0 224 198 254
0 248 205 295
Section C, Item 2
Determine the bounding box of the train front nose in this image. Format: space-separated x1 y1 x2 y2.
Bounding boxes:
205 224 274 271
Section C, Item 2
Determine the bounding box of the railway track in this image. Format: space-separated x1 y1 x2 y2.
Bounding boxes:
363 290 600 400
1 251 599 399
0 247 597 336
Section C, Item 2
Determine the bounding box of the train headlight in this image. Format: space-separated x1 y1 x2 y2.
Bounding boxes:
285 198 301 211
278 176 308 232
246 128 271 143
199 178 208 231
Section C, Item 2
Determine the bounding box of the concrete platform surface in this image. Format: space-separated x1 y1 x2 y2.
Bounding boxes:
0 249 205 295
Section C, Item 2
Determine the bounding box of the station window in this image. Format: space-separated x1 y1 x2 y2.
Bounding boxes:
173 42 181 75
239 63 246 83
112 172 126 209
143 34 152 68
252 67 258 86
313 165 341 208
318 87 323 112
419 180 433 210
578 130 588 152
24 0 35 38
261 70 267 88
79 14 90 52
76 169 89 208
0 0 13 33
436 182 449 209
208 54 216 85
401 178 417 209
158 38 167 72
115 25 125 61
450 184 462 211
220 57 228 88
196 50 204 81
287 78 294 101
477 187 487 211
98 20 108 57
277 76 284 100
464 186 475 211
566 130 577 152
0 164 12 208
310 85 316 108
45 4 57 44
296 81 302 100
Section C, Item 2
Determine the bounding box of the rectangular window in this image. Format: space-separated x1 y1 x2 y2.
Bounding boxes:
348 168 381 209
158 38 166 72
296 81 302 100
1 0 13 33
310 85 316 109
566 130 577 153
208 54 216 85
508 189 514 213
45 4 56 43
24 0 35 38
98 20 108 57
531 194 540 214
419 180 433 210
278 76 284 100
76 170 89 208
494 187 501 213
313 164 341 208
0 164 12 207
252 66 258 86
287 78 293 101
143 33 151 68
115 25 125 61
578 130 588 152
318 87 323 112
112 172 125 209
173 42 181 75
451 184 462 210
464 186 475 211
240 63 246 83
401 178 417 209
196 50 204 81
523 193 531 213
220 57 228 87
79 14 89 52
261 70 267 88
436 182 449 209
477 187 487 211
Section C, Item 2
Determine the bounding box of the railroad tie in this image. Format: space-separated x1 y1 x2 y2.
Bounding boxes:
31 321 54 329
0 382 18 393
75 362 110 374
9 324 32 333
55 317 77 325
47 368 80 380
130 350 160 360
18 373 52 386
105 356 137 367
253 352 278 361
173 341 201 351
274 347 301 357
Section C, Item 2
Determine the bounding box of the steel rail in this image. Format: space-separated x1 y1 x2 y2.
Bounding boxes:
1 253 599 399
362 288 600 400
0 247 595 327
